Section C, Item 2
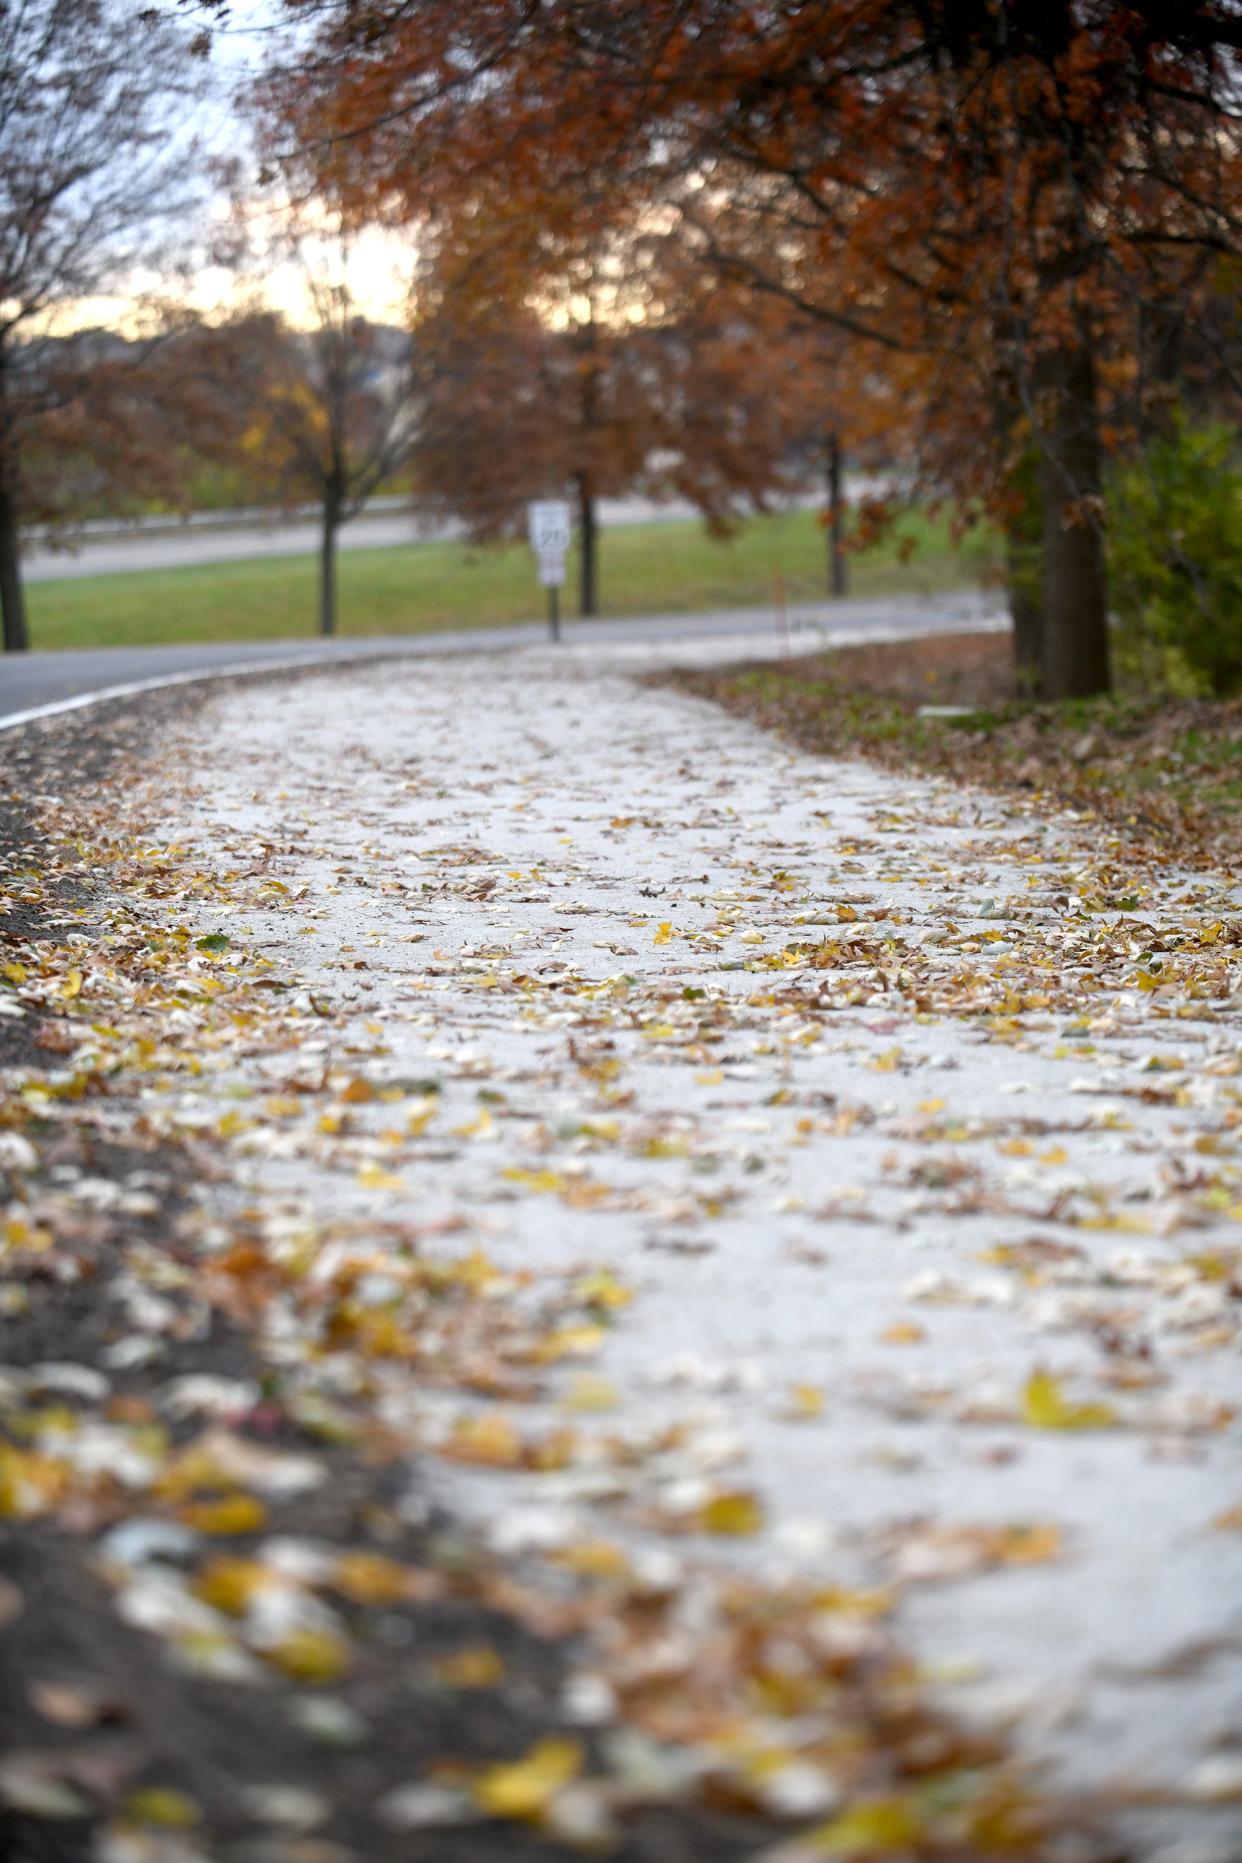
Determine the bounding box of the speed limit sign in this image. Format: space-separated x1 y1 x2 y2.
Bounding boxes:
528 500 572 556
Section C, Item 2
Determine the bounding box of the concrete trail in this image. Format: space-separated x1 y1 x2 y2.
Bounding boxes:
132 645 1242 1854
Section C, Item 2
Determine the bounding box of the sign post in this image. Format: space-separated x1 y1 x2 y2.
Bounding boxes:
528 500 572 643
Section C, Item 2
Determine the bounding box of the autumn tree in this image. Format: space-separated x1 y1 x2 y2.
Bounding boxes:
0 0 210 651
229 284 417 636
412 278 652 619
412 214 897 616
269 0 1242 700
17 318 244 530
411 290 795 620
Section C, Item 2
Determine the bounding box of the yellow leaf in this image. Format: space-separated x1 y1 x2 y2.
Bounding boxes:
502 1167 565 1195
1212 1503 1242 1531
263 1096 303 1119
880 1321 925 1345
698 1490 765 1536
445 1413 523 1467
642 1133 690 1159
653 921 673 945
991 1522 1062 1565
554 1538 629 1580
0 1443 67 1519
181 1494 267 1535
784 1383 825 1419
1022 1370 1116 1431
810 1795 921 1853
810 1586 891 1619
1186 1252 1235 1281
192 1557 270 1617
357 1163 406 1192
1078 1211 1147 1234
341 1076 376 1103
348 1310 410 1358
535 1323 606 1364
59 968 83 1000
266 1626 351 1684
575 1269 632 1311
475 1739 581 1820
124 1789 201 1828
333 1551 422 1605
581 1055 622 1083
561 1374 619 1413
435 1643 505 1689
454 1110 494 1139
2 962 27 984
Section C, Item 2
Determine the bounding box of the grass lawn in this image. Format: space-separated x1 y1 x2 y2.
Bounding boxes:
26 507 995 651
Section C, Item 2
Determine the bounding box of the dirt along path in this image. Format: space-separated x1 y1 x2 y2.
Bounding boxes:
1 644 1240 1862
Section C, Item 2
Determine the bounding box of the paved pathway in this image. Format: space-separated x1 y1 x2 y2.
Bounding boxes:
0 592 1001 722
117 643 1242 1854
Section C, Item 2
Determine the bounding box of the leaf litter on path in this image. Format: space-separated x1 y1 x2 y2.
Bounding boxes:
1 649 1240 1861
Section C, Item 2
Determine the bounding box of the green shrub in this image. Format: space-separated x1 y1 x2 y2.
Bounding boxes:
1108 417 1242 696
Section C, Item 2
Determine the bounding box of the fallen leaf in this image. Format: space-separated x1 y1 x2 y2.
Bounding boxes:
1022 1370 1117 1431
474 1738 582 1820
698 1490 765 1536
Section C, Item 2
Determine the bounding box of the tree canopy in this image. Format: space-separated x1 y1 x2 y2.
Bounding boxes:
268 0 1242 696
0 0 209 650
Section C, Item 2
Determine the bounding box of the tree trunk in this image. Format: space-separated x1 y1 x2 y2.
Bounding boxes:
1009 558 1043 699
319 498 340 637
0 333 27 652
1003 445 1044 698
1038 343 1110 699
0 480 28 654
576 472 597 618
827 431 848 597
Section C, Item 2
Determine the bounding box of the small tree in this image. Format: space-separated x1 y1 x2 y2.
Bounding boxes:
0 0 207 651
411 252 868 617
18 318 231 527
412 290 657 620
236 285 418 637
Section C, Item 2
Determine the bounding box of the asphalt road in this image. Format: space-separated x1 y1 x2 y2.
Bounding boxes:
22 507 439 581
23 487 846 583
0 593 1004 726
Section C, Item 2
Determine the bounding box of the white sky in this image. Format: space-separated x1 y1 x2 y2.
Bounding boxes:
204 0 417 327
61 0 415 336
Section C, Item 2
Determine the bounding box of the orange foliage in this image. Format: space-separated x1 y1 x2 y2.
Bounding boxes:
271 0 1242 690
